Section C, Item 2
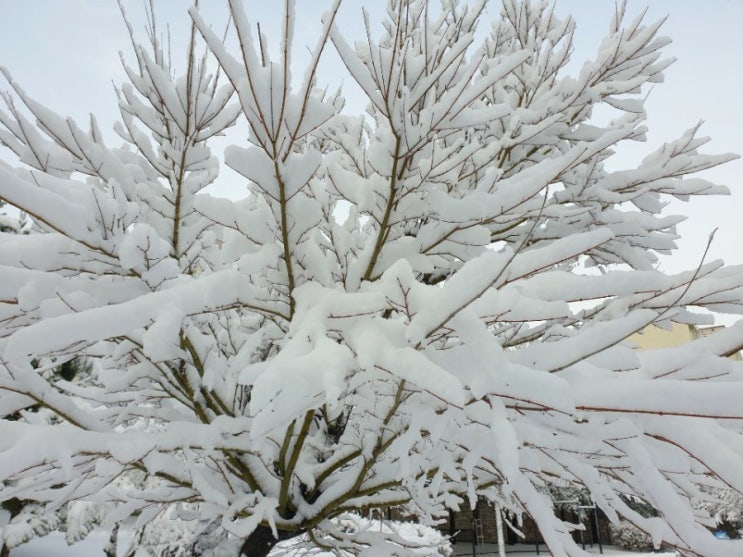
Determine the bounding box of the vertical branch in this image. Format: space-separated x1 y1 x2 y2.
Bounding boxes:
278 410 315 516
362 136 402 282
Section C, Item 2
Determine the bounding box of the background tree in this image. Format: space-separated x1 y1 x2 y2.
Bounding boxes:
696 487 743 539
1 1 743 557
0 201 18 234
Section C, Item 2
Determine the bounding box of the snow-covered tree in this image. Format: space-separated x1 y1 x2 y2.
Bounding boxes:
1 1 743 556
0 201 17 234
610 520 655 552
696 487 743 538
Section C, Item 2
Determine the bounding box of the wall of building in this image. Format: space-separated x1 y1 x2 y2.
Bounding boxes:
628 322 699 350
630 322 741 359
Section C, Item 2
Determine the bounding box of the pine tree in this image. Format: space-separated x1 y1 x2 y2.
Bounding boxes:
0 200 19 234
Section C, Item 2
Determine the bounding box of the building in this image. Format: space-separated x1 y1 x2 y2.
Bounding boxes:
629 322 741 359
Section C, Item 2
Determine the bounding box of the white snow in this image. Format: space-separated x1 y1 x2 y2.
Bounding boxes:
10 530 687 557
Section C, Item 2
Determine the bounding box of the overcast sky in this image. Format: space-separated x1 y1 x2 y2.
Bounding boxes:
0 0 741 278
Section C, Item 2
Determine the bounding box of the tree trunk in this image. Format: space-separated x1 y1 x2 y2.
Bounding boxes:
103 523 119 557
0 542 9 557
495 505 506 557
239 524 299 557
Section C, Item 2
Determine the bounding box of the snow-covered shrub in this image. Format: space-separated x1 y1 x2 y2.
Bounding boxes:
0 201 19 234
696 487 743 538
0 500 65 552
270 514 451 557
123 507 205 557
610 520 654 552
113 512 450 557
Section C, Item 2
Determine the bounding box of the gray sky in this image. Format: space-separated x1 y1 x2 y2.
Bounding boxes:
0 0 741 277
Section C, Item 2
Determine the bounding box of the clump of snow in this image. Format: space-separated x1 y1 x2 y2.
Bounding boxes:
269 514 451 557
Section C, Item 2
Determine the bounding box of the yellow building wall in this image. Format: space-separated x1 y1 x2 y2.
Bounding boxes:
629 322 699 351
630 322 741 360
